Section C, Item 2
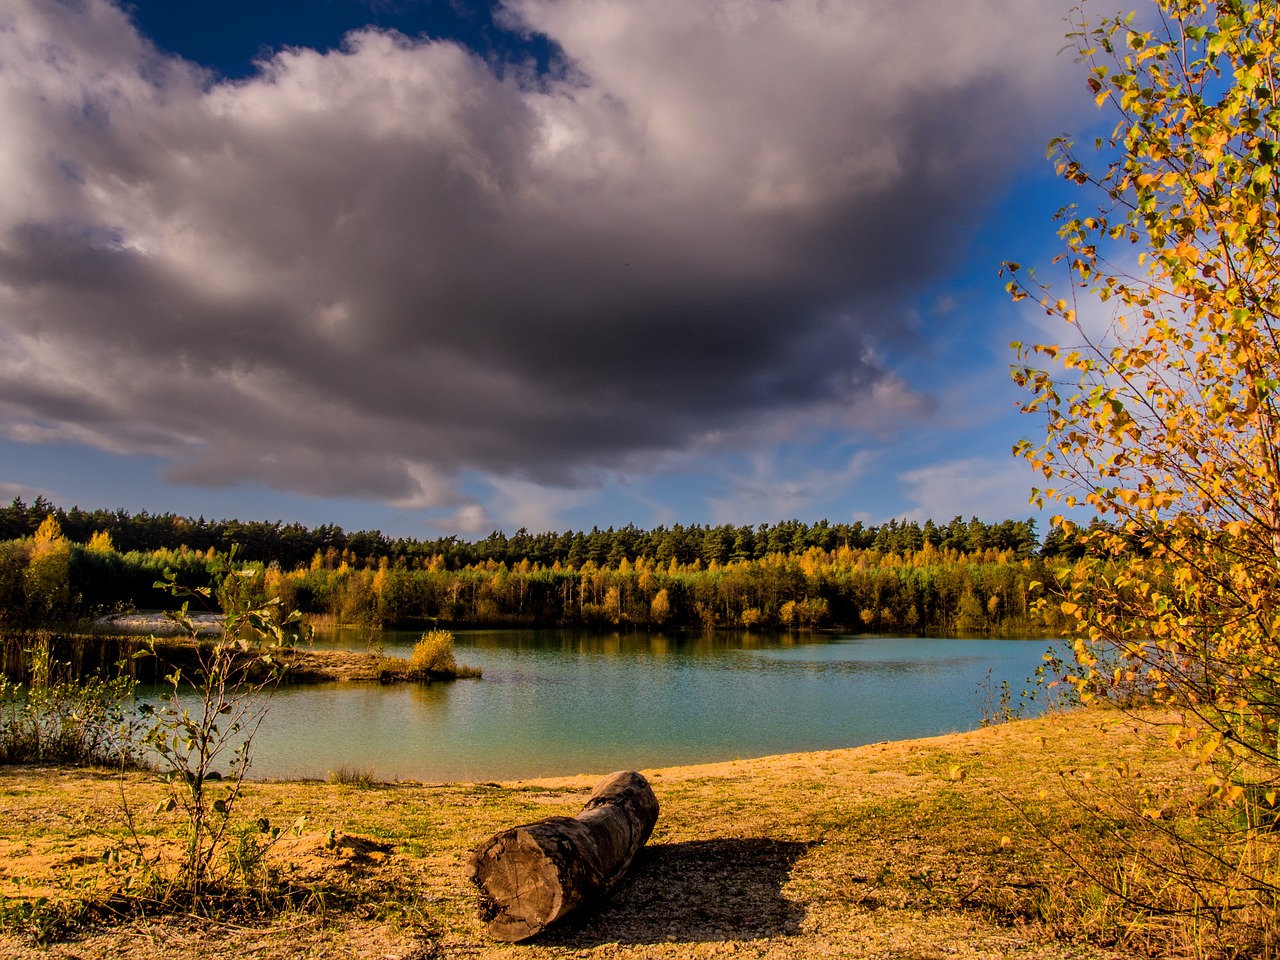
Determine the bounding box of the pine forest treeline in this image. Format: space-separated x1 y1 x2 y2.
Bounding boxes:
0 497 1048 569
0 497 1079 635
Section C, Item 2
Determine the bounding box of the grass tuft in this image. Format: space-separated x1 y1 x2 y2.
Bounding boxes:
328 766 377 788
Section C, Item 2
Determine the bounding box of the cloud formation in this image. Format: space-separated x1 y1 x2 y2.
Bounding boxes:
0 0 1077 512
899 457 1041 524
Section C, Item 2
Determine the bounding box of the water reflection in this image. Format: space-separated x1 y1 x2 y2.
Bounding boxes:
227 629 1059 782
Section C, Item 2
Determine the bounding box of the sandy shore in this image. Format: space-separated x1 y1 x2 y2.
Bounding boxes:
92 611 225 637
0 708 1184 960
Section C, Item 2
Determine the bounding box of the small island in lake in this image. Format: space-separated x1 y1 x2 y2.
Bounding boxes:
87 616 482 685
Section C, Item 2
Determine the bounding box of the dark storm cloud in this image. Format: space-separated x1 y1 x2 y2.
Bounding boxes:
0 0 1079 507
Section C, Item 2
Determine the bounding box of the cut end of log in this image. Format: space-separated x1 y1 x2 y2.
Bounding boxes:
470 770 659 942
472 827 568 941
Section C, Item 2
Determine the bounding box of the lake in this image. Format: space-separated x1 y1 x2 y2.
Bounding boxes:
203 629 1061 782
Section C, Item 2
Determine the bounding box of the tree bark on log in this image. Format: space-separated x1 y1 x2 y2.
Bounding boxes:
469 770 660 941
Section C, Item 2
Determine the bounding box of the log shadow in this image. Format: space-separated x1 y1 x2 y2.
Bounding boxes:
538 837 815 946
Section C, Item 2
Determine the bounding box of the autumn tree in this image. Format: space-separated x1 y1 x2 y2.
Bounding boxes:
649 588 671 625
24 515 70 620
1006 0 1280 935
86 530 113 554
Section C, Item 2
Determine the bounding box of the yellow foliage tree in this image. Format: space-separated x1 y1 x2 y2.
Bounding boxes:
87 530 114 553
1007 0 1280 931
649 588 670 624
603 586 622 624
25 515 70 619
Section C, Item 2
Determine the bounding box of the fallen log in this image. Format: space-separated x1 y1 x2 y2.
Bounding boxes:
469 770 660 941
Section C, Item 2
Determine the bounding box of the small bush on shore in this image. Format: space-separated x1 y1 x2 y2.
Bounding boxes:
408 629 455 676
387 629 481 681
120 550 307 912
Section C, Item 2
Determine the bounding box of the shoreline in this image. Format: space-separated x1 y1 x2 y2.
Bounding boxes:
92 611 225 636
0 707 1189 959
89 615 449 683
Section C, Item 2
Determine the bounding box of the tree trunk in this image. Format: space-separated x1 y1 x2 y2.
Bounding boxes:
469 770 660 941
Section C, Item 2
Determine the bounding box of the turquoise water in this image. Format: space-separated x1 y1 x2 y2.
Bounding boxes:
213 629 1059 782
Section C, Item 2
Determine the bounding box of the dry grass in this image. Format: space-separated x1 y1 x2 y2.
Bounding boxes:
0 708 1238 959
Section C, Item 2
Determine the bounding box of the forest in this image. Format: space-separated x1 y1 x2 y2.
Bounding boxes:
0 497 1075 635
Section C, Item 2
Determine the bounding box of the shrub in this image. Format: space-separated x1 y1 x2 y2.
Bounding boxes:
408 629 456 677
0 660 137 767
126 550 305 908
393 629 480 681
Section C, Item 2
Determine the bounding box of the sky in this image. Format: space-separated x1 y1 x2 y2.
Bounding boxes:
0 0 1103 539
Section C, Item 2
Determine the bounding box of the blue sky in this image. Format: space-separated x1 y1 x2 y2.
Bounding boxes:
0 0 1098 538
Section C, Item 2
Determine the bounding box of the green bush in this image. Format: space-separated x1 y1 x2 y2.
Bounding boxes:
0 640 137 767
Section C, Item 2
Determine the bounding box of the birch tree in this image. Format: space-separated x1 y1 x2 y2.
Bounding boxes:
1008 0 1280 825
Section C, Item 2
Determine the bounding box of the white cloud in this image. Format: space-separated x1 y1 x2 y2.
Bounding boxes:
706 449 877 526
484 476 599 533
427 503 494 536
898 457 1039 523
0 480 54 504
